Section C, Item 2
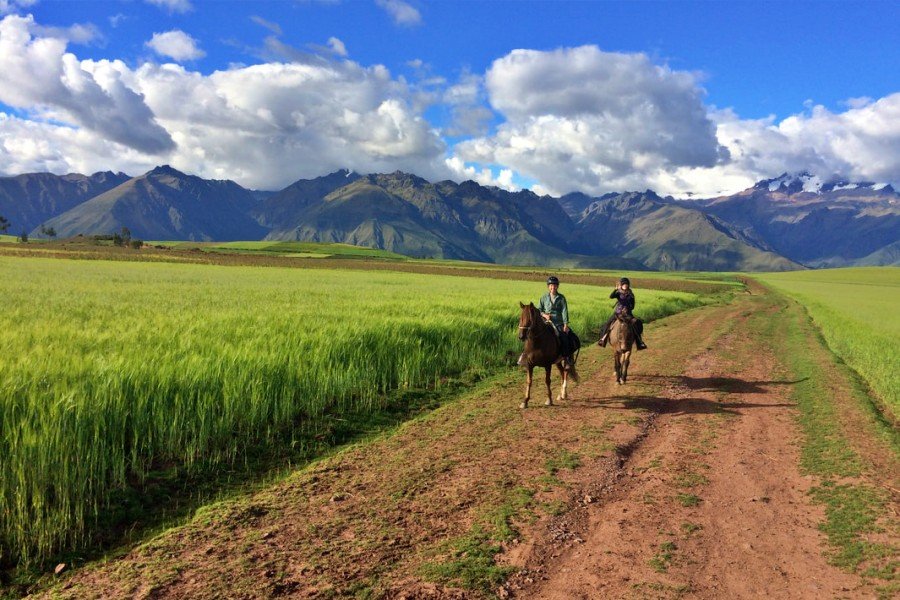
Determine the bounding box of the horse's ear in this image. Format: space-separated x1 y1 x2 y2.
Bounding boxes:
519 301 525 308
529 302 535 308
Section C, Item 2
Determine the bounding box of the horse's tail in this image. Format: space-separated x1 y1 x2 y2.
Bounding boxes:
568 364 580 383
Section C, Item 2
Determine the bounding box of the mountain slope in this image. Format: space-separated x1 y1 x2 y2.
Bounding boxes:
688 173 900 267
40 166 267 241
0 171 130 234
571 191 800 271
265 172 639 268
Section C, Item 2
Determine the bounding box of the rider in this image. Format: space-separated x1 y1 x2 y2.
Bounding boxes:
597 277 647 350
540 276 574 369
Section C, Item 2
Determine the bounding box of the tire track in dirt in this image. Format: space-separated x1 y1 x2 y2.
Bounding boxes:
503 293 872 599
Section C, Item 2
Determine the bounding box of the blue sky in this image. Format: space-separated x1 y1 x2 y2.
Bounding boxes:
1 0 898 196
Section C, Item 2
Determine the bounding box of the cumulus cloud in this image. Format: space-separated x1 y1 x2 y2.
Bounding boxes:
375 0 421 26
146 30 205 61
0 14 449 188
454 45 727 196
0 14 175 154
449 45 900 197
145 0 192 14
0 111 156 175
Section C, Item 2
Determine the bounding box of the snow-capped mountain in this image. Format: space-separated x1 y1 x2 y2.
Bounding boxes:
756 172 896 197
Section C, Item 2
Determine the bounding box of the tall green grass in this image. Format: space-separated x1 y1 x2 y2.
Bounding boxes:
0 257 707 566
757 267 899 419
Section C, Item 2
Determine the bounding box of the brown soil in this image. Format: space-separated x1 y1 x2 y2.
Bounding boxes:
29 291 896 599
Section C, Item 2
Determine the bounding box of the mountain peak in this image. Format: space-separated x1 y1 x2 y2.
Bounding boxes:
147 165 187 178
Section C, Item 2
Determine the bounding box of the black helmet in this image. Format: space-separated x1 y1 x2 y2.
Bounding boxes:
619 277 631 285
547 276 560 285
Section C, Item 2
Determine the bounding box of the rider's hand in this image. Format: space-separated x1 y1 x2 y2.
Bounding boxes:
563 324 570 332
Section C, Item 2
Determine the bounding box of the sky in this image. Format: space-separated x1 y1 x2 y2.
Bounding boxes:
0 0 898 198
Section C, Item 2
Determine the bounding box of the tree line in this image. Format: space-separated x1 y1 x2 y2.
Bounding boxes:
0 215 141 247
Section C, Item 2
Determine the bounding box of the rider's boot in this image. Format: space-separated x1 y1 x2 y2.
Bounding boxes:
517 352 526 366
597 334 608 347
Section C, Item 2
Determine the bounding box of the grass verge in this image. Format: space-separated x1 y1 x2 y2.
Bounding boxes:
755 285 898 587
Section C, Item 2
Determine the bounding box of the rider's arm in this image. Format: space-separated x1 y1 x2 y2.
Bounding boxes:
609 289 619 300
561 297 569 325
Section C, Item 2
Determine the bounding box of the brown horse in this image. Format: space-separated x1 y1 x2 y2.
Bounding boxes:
608 312 635 385
517 302 578 409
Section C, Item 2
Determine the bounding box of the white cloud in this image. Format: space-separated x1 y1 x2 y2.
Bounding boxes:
375 0 421 26
0 14 449 189
444 156 518 191
146 30 205 61
145 0 192 14
0 14 174 154
0 112 157 176
328 36 347 57
455 45 726 196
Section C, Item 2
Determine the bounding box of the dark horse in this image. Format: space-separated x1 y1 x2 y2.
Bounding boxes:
607 312 635 385
517 302 579 409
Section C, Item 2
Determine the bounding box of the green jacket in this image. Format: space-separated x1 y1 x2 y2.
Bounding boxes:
539 292 569 327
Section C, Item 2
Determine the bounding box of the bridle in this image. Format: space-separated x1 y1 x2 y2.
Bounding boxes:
518 306 548 341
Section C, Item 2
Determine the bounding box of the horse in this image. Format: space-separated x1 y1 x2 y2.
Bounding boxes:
608 312 635 385
517 302 579 409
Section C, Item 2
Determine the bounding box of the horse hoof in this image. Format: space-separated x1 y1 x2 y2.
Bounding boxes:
545 400 554 406
519 402 528 409
616 380 622 385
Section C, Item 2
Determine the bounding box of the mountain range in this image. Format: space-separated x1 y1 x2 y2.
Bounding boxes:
2 167 897 271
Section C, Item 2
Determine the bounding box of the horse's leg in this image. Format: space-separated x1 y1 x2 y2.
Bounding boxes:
622 350 631 384
544 366 553 406
520 365 533 409
615 351 622 385
556 363 567 402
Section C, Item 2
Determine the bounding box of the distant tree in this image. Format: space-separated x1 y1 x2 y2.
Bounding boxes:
112 233 123 247
0 215 9 233
19 230 28 243
120 227 132 246
40 224 57 240
130 239 143 249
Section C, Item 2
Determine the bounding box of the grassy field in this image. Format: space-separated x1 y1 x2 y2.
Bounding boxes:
153 240 411 260
0 256 718 569
756 267 899 420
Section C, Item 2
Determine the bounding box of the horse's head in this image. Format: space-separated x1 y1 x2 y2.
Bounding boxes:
518 302 538 341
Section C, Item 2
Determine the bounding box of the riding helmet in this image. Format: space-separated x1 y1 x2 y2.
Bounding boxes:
619 277 631 285
546 276 560 285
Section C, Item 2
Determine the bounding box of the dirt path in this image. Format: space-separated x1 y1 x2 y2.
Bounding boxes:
505 293 868 599
32 290 895 599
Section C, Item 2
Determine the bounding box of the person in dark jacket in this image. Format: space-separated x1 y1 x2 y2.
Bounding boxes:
597 277 647 350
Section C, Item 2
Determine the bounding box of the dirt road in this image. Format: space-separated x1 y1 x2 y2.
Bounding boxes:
34 288 896 599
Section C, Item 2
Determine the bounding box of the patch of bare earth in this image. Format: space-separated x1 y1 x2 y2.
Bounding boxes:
32 292 894 599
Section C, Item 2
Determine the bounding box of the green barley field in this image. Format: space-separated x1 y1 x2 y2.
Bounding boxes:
757 267 900 420
0 256 713 568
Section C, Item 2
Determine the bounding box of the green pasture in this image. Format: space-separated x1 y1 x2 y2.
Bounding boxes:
154 240 410 260
756 267 899 419
0 256 713 568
